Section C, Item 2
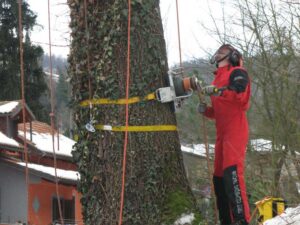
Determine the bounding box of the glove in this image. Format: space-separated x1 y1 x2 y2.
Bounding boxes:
202 85 221 96
197 102 207 113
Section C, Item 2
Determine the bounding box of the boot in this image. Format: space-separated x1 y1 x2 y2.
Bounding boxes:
213 176 231 225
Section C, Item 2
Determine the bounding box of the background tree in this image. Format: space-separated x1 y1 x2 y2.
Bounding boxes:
69 1 201 224
0 0 49 121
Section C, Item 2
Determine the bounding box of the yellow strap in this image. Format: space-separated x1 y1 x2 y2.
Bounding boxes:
74 134 79 142
80 92 156 106
95 124 177 132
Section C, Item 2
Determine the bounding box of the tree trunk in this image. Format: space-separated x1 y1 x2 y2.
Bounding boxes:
68 1 199 224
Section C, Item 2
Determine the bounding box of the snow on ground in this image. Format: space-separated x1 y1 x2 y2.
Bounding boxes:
0 131 20 147
250 139 272 152
181 144 214 157
18 162 80 181
174 213 195 225
182 139 281 155
44 71 60 82
263 205 300 225
0 101 19 113
19 130 75 157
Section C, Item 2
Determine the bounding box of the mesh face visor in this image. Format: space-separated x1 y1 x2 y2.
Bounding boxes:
210 44 233 65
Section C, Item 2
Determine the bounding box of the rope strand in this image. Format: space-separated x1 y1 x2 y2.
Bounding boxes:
17 1 30 224
175 1 218 222
47 0 64 224
118 0 131 224
175 0 183 69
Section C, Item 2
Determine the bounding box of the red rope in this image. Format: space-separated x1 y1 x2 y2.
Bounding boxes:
47 0 64 224
17 1 30 222
175 1 218 222
83 0 92 100
118 0 131 224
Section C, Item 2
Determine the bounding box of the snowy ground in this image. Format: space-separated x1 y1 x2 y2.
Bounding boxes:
263 205 300 225
174 213 195 225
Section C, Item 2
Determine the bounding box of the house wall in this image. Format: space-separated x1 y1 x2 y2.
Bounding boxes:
0 162 30 224
0 117 7 135
0 117 18 138
0 162 83 225
28 180 83 225
8 119 18 139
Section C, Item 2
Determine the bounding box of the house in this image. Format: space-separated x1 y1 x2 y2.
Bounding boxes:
0 101 83 225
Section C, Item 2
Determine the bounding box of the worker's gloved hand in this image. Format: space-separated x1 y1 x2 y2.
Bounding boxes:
202 85 221 96
197 102 207 113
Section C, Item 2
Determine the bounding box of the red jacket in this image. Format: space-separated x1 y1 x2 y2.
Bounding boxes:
204 65 251 135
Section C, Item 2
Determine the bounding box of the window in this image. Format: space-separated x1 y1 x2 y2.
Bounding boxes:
52 196 75 224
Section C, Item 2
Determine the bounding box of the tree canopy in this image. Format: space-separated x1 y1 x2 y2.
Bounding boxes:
0 0 49 121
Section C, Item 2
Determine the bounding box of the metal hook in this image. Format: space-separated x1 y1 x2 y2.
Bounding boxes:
85 122 95 132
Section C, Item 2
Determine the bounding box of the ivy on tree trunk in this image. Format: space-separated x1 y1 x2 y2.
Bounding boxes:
68 0 200 224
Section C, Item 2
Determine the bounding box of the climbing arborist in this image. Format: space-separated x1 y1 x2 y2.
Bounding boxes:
198 44 251 225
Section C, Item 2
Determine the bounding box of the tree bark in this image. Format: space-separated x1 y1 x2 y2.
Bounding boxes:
68 1 198 224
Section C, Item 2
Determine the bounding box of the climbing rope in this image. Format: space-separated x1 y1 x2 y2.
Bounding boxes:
175 1 218 223
118 0 131 224
47 0 64 224
175 0 183 69
17 0 30 221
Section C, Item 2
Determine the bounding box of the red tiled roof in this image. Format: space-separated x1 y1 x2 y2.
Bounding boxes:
18 121 57 134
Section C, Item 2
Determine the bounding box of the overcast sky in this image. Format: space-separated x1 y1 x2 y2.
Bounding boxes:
26 0 227 66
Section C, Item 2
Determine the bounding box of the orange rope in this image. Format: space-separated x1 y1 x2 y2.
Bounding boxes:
83 0 92 100
175 0 218 222
249 205 258 223
118 0 131 224
201 116 218 224
47 0 64 224
17 1 30 222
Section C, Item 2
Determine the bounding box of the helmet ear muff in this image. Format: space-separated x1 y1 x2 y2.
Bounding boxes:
229 49 242 67
212 44 243 67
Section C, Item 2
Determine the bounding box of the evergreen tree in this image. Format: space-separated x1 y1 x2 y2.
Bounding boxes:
55 65 72 135
0 0 49 121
